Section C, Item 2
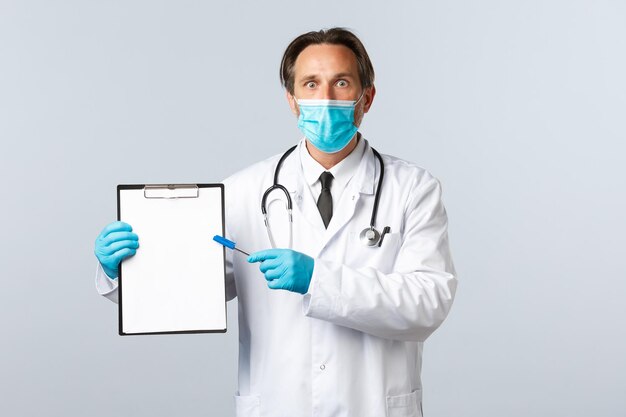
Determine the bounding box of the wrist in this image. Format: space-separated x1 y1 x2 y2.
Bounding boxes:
101 265 118 280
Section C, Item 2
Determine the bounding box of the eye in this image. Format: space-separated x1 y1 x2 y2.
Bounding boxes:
336 79 348 87
305 81 317 89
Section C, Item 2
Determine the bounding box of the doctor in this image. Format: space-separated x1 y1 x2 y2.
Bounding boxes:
94 28 457 417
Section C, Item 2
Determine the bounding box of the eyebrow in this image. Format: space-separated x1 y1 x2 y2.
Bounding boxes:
298 72 356 82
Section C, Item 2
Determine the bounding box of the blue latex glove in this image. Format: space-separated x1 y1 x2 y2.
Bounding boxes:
247 249 314 294
94 221 139 279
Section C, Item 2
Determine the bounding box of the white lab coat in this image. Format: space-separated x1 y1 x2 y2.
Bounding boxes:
95 137 457 417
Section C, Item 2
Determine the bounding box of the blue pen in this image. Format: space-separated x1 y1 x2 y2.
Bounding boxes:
213 235 250 256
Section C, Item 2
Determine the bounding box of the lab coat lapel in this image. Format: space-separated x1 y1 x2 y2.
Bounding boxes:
321 143 377 253
279 146 328 235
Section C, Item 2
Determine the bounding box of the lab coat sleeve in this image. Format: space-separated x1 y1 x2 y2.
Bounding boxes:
95 262 119 304
302 175 458 342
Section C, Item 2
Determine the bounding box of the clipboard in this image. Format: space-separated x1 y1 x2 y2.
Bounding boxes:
117 184 227 336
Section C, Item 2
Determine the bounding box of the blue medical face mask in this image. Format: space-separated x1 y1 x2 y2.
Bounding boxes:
295 93 364 154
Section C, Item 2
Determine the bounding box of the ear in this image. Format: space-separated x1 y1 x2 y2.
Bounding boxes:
362 85 376 114
286 91 299 116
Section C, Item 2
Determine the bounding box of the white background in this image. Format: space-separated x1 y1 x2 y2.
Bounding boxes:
1 1 624 416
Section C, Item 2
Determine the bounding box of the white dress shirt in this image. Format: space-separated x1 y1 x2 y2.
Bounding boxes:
299 133 366 218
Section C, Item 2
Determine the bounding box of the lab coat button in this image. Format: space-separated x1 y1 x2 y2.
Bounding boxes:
320 364 326 370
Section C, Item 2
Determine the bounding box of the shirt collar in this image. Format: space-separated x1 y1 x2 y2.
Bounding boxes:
299 133 366 191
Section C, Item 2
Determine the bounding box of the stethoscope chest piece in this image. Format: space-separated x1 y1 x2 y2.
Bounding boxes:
359 227 381 247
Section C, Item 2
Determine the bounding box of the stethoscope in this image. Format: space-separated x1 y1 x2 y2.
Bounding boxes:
261 143 386 248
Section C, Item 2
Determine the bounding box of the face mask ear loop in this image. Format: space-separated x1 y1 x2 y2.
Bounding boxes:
291 93 303 118
292 94 301 109
354 90 366 106
351 90 366 130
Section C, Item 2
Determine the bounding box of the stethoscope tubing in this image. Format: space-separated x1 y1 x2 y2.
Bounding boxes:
262 142 384 247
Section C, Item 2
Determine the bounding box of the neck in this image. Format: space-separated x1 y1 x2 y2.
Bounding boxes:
306 134 359 170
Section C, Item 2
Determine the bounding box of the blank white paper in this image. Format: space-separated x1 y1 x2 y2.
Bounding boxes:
118 185 226 334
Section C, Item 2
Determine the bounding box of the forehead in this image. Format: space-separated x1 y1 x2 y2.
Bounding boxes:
294 43 359 78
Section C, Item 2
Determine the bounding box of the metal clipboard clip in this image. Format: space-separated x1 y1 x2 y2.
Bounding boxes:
143 184 199 199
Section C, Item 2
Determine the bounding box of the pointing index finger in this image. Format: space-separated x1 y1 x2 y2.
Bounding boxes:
247 249 282 263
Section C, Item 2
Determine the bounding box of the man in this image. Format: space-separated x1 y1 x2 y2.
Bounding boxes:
94 28 457 417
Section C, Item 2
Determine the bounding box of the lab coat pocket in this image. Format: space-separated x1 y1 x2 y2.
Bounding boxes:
348 231 402 274
234 394 260 417
386 388 422 417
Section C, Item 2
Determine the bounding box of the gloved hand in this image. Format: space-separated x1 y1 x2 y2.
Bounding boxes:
247 249 314 294
94 221 139 279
